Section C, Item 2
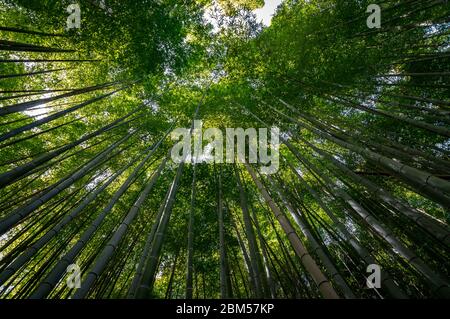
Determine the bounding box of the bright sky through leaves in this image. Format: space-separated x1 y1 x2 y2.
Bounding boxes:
253 0 283 26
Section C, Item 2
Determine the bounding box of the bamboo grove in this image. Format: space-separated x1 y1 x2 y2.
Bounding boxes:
0 0 449 299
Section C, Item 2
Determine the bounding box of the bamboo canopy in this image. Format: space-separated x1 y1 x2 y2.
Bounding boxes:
0 0 449 299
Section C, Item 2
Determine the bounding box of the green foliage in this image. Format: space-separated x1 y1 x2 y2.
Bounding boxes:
0 0 449 299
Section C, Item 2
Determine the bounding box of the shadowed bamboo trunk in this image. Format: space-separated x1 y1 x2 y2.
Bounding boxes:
290 146 450 297
0 40 73 52
217 167 231 298
135 161 185 299
298 135 450 246
235 165 268 298
230 212 257 296
267 175 356 298
132 80 210 298
0 87 130 144
29 135 161 299
72 155 168 298
273 100 450 207
0 59 99 63
0 108 138 189
127 181 172 299
284 152 408 299
0 68 68 80
185 165 196 299
0 130 135 236
0 26 65 36
245 163 340 299
0 81 118 116
0 158 136 286
244 105 409 298
249 203 276 298
165 248 181 299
